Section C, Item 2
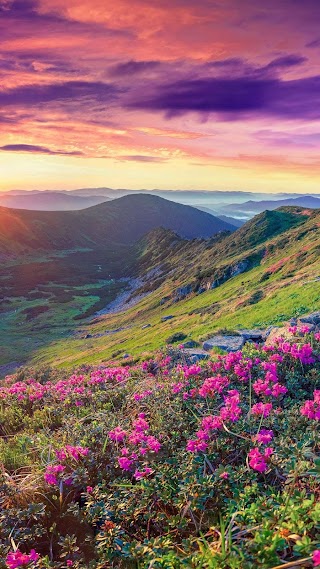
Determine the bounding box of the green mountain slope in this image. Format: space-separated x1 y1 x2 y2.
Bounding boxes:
26 206 320 369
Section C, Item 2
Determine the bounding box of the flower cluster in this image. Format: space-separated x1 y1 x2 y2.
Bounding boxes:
109 413 161 479
44 445 89 486
300 390 320 420
6 549 39 568
248 447 274 473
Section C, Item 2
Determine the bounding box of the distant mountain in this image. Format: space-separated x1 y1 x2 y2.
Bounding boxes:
0 193 235 256
221 195 320 217
193 205 244 227
2 189 320 213
0 191 109 211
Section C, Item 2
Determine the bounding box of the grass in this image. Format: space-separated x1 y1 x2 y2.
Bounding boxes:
1 207 320 372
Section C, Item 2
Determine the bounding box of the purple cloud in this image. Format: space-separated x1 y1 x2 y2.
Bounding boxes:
128 71 320 120
109 60 161 77
261 54 307 72
306 38 320 48
0 144 83 155
0 81 119 107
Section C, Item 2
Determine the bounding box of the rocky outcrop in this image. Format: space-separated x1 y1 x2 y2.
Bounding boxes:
298 311 320 325
203 335 244 352
203 328 274 352
181 348 209 362
237 329 270 343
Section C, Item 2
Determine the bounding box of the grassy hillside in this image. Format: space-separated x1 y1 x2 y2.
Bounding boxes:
26 207 320 369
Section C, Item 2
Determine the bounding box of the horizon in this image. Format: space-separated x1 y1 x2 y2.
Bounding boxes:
1 1 320 193
1 187 320 195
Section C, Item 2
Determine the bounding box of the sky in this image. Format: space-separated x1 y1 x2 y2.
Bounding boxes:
1 0 320 192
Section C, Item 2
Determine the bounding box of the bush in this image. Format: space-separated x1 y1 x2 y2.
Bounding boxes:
0 329 319 568
166 332 187 344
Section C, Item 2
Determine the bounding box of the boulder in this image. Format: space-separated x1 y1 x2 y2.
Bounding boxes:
197 287 206 295
160 296 171 305
264 326 290 345
182 348 209 362
174 284 193 300
238 329 268 343
203 335 244 352
231 260 248 277
298 311 320 325
161 315 174 322
182 340 199 348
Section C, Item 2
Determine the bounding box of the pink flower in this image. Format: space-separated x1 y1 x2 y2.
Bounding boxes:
44 463 65 485
198 375 229 397
6 549 39 568
134 467 153 480
186 439 208 452
220 390 242 422
132 416 149 432
255 429 274 444
146 436 161 452
313 550 320 566
300 390 320 420
271 383 288 397
109 426 127 442
86 486 93 494
220 471 229 479
248 447 273 472
118 457 133 471
251 402 273 418
201 415 223 431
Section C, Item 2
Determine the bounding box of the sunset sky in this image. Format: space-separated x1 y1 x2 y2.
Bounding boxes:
1 0 320 192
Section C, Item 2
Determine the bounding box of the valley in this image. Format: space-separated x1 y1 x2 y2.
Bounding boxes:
1 197 320 374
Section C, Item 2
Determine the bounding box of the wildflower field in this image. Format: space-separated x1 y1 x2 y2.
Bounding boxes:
0 329 319 568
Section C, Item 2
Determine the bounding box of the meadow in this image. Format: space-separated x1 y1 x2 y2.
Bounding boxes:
0 327 319 568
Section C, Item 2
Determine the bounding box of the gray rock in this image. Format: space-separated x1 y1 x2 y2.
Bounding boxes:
297 321 315 331
298 311 320 325
182 348 209 361
238 329 267 342
175 284 193 300
182 340 199 348
231 260 248 277
161 315 175 322
197 287 206 295
203 335 244 352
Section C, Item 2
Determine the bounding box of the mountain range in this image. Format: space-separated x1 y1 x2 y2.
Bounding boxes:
1 193 320 372
220 195 320 217
0 193 235 257
1 189 320 222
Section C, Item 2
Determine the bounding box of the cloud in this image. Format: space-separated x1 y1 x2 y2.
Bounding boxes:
0 143 83 155
127 71 320 120
109 60 161 77
0 80 119 107
306 38 320 48
260 54 307 72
